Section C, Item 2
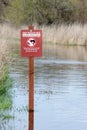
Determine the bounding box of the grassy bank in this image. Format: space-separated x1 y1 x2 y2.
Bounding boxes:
0 24 13 113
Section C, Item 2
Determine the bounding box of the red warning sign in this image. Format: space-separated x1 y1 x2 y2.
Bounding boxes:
21 27 42 57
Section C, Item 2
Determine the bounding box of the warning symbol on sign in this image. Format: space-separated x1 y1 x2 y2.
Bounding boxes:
27 38 36 47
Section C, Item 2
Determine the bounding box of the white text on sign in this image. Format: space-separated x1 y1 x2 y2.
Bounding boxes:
22 32 41 37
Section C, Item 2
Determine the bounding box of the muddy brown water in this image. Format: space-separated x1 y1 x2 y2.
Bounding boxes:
1 45 87 130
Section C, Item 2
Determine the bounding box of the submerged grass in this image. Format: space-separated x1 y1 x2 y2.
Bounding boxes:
2 114 15 120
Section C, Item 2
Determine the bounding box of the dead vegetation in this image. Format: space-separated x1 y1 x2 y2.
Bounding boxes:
42 23 87 45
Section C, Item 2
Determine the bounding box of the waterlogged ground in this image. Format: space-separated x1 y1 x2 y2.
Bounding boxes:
1 45 87 130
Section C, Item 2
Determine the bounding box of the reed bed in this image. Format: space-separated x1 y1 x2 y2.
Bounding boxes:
1 23 87 45
42 23 87 45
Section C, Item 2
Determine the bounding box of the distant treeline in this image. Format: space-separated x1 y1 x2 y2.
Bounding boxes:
1 0 87 25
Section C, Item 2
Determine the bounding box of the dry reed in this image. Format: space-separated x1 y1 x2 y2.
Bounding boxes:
41 23 87 45
0 23 17 81
0 40 9 81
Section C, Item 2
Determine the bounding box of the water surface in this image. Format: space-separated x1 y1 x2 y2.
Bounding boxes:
1 45 87 130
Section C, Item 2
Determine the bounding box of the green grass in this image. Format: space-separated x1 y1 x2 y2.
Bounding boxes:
0 94 12 110
0 66 13 110
0 66 13 121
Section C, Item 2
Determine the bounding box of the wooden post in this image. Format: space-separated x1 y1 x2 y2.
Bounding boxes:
29 56 34 111
28 26 34 112
28 26 34 130
29 111 34 130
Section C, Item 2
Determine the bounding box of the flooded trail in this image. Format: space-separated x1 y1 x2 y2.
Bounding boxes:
1 45 87 130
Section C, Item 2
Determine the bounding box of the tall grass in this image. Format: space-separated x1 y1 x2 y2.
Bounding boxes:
0 23 18 81
42 23 87 45
1 23 87 47
0 41 9 81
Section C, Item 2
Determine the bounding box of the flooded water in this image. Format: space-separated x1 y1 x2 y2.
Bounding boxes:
1 45 87 130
